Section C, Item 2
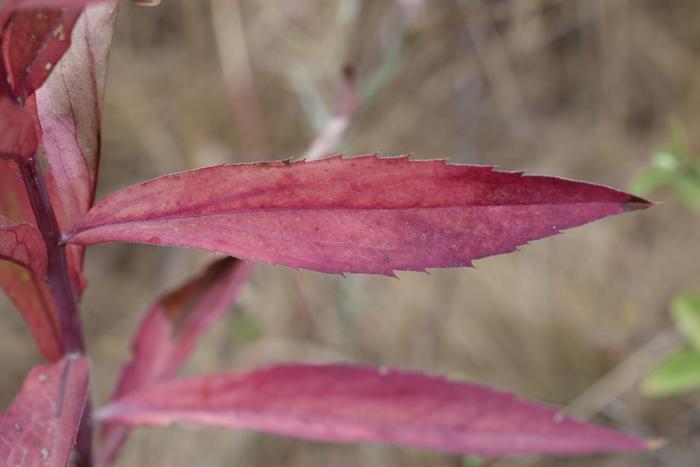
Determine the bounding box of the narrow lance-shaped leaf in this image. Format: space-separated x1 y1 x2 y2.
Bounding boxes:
37 0 118 295
98 364 653 456
0 355 90 467
0 159 62 360
37 0 116 229
68 155 651 276
98 257 251 466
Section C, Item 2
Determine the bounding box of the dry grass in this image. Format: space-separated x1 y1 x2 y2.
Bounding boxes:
2 0 700 466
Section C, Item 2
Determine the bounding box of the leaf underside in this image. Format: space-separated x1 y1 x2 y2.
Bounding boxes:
68 155 650 276
98 364 650 456
37 0 119 294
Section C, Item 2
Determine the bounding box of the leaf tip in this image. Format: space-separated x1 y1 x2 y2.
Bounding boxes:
622 194 654 212
646 438 667 451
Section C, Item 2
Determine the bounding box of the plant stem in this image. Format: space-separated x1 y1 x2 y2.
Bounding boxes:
19 156 84 352
18 155 93 467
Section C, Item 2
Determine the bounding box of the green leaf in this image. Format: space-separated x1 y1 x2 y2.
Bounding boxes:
672 293 700 350
641 349 700 397
651 151 681 171
630 166 674 195
230 313 262 346
668 119 690 161
462 456 486 467
673 176 700 212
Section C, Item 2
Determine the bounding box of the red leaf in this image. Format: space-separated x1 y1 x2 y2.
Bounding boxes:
36 1 118 294
38 1 116 230
67 155 651 276
3 1 110 8
0 266 62 360
97 364 651 455
0 355 90 467
0 159 62 360
0 215 46 275
0 96 37 158
1 6 82 100
98 257 251 465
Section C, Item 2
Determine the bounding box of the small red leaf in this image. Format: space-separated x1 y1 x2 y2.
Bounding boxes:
0 96 37 158
0 159 62 361
68 155 651 276
97 364 651 455
0 259 62 360
0 215 47 275
113 258 251 393
0 355 90 467
1 6 82 100
98 257 251 465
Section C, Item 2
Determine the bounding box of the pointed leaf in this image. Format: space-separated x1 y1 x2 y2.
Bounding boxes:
98 364 651 456
0 355 90 467
36 0 118 294
671 293 700 351
37 0 116 230
0 215 46 275
0 160 62 360
0 96 37 159
68 155 651 276
641 349 700 397
98 257 251 465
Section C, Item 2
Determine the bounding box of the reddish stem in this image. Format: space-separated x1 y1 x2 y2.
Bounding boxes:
18 156 83 351
18 155 93 467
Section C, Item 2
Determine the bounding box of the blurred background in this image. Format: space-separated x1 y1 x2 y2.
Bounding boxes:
2 0 700 466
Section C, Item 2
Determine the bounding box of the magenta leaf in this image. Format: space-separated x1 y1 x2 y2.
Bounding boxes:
0 160 62 360
36 0 118 295
97 364 652 456
3 1 110 8
68 155 650 276
0 5 82 101
37 0 116 231
98 257 251 465
0 266 62 360
0 96 37 159
0 355 90 467
0 215 46 275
